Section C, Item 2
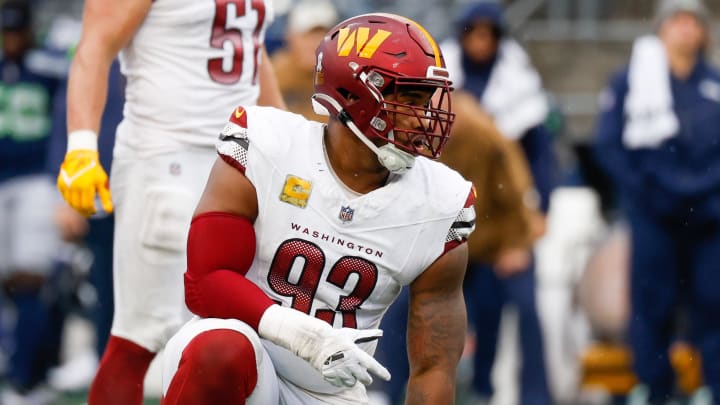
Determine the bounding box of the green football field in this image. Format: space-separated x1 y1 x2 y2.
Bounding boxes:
54 391 160 405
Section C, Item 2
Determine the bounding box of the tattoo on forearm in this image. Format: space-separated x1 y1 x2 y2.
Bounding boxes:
408 292 466 366
405 292 466 404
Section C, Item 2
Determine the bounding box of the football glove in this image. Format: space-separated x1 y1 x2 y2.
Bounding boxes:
57 130 113 217
319 327 389 387
258 305 391 388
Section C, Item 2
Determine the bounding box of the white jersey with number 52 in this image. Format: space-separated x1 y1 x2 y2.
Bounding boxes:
117 0 274 153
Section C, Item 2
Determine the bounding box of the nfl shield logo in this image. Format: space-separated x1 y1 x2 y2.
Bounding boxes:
339 206 354 223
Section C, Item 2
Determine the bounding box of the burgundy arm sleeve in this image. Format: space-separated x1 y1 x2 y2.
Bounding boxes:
184 212 274 330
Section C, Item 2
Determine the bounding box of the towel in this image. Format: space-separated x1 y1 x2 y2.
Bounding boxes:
443 38 549 140
622 35 679 149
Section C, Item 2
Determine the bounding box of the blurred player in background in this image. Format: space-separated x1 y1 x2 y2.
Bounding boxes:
594 0 720 403
54 0 285 404
0 1 65 403
161 13 475 405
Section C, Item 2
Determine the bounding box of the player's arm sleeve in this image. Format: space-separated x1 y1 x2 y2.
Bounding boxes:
185 107 275 330
184 212 274 330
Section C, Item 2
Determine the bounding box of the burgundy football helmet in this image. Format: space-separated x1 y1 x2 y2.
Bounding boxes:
312 13 454 172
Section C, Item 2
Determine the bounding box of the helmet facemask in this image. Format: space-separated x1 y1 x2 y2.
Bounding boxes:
345 64 455 161
375 75 454 159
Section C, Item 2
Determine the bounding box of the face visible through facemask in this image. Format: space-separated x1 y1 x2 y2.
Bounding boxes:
380 86 438 156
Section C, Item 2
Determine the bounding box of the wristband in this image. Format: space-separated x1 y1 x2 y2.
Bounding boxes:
67 130 99 152
258 304 329 361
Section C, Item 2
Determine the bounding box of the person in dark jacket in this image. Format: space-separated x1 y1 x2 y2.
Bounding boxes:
594 0 719 403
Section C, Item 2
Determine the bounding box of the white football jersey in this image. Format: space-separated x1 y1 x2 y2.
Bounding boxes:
117 0 274 154
216 106 476 397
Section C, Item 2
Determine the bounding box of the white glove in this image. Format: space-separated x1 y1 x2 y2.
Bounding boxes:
258 305 391 388
319 327 390 387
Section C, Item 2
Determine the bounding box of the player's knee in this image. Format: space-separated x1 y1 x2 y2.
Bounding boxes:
184 329 258 390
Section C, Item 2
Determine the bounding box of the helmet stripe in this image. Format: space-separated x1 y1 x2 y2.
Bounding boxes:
352 13 443 67
406 19 442 67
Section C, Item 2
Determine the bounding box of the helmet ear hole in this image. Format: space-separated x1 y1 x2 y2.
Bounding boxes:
336 88 356 103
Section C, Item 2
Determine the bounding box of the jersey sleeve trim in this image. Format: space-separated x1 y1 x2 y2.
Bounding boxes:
216 108 250 173
443 186 476 252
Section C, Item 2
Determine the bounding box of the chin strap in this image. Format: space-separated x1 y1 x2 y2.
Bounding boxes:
376 143 415 174
338 111 415 174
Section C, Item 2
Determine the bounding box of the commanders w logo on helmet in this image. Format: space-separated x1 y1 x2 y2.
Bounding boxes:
336 27 391 58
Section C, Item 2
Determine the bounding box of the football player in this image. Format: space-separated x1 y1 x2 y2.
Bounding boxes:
161 13 476 405
55 0 285 404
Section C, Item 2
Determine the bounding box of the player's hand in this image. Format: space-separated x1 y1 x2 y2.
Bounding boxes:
318 328 391 388
258 305 391 388
57 148 113 217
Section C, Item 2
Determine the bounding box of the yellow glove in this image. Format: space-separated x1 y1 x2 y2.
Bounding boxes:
57 130 113 217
